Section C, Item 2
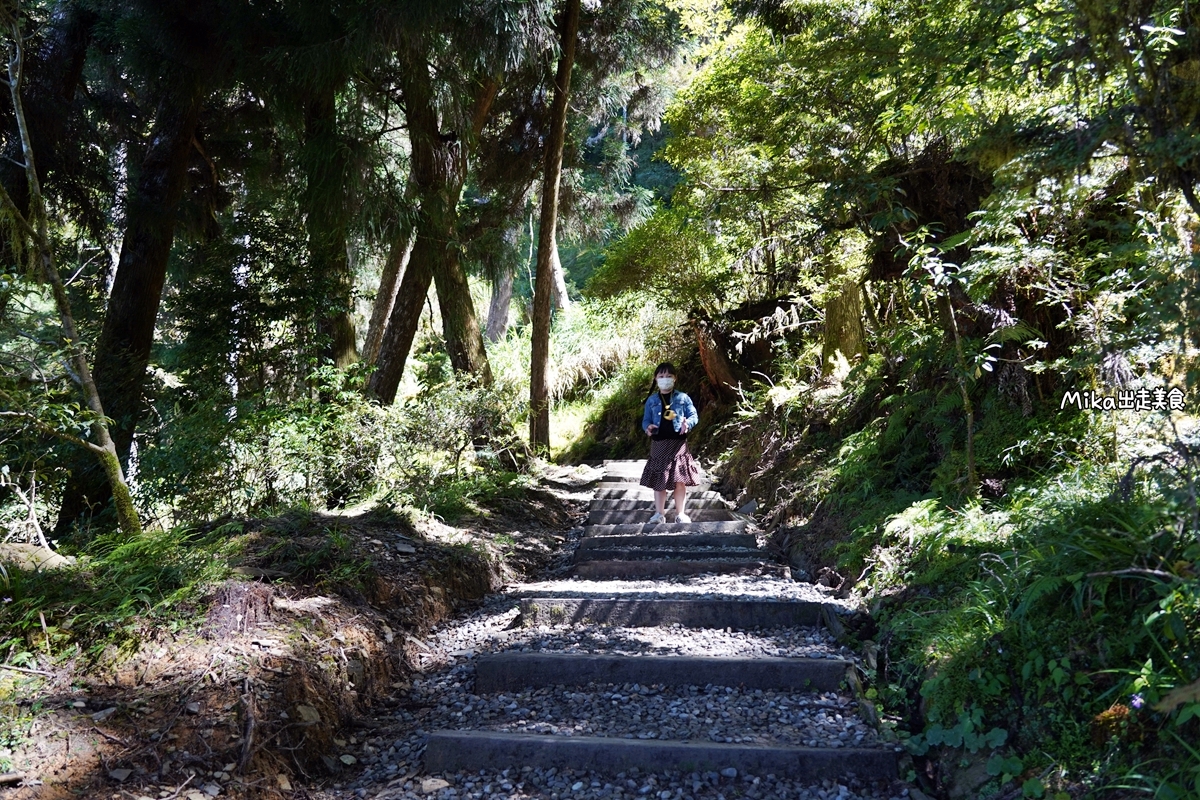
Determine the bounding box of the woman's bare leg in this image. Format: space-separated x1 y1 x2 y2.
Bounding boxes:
654 489 668 517
674 482 687 518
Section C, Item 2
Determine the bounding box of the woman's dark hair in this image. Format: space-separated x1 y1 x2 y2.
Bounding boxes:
650 362 678 393
653 361 677 377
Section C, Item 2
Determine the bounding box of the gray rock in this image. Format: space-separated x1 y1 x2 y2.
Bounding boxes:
294 704 321 724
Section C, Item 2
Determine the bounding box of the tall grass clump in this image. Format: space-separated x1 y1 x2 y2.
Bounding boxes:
488 298 654 406
0 524 239 664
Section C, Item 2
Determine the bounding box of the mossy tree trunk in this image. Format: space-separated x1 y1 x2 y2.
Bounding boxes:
54 88 199 536
692 316 741 403
2 16 142 538
486 266 514 342
368 50 497 401
363 216 416 365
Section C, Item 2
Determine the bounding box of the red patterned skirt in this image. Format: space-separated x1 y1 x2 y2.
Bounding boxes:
640 438 703 490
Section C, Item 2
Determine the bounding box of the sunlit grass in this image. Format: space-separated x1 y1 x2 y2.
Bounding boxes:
549 399 597 457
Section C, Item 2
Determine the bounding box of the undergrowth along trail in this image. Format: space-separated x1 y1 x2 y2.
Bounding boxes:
0 466 585 800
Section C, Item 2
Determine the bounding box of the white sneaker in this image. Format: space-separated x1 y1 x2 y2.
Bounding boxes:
675 513 692 523
648 512 665 524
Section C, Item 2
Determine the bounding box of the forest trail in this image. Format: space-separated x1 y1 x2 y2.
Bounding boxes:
319 462 909 800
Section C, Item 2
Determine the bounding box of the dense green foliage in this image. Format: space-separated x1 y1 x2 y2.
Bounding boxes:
566 0 1200 795
0 0 688 536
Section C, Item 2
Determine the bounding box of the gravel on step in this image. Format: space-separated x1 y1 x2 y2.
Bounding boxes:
409 602 855 664
358 765 909 800
311 605 894 799
574 546 767 555
305 471 907 800
410 674 882 748
320 660 901 799
511 574 856 608
492 623 852 659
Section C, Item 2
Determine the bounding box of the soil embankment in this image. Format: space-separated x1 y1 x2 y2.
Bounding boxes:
0 468 590 800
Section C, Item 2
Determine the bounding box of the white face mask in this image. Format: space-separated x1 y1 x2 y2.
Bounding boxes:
656 376 675 392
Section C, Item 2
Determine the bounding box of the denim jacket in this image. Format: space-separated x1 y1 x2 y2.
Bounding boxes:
641 390 699 435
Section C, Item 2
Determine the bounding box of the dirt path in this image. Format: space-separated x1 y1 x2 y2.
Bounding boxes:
1 462 913 800
302 461 910 800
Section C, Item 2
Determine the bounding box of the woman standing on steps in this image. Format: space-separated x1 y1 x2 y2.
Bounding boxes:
640 362 703 524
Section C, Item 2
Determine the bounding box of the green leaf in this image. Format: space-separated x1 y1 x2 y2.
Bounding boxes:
987 754 1024 778
984 728 1008 748
939 231 971 250
1022 778 1045 798
905 734 930 756
941 726 964 748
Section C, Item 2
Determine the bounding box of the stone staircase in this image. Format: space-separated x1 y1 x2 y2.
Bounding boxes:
415 460 901 791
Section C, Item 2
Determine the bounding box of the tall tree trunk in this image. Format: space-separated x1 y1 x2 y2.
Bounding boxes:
530 0 582 451
821 278 866 377
55 91 200 537
304 87 358 368
428 74 498 383
366 246 432 403
486 267 514 342
692 317 741 403
2 16 142 538
941 292 977 499
362 215 416 365
369 51 497 399
431 235 492 382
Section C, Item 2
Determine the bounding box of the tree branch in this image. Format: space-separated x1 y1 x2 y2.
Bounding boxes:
0 664 53 677
0 410 105 454
1086 568 1183 581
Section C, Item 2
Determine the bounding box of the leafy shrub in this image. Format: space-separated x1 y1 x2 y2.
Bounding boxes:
868 454 1200 794
136 364 525 524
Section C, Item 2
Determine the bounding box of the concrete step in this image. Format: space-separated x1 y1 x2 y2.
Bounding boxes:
424 731 898 781
593 488 723 500
573 547 766 562
584 520 750 536
594 479 716 492
589 498 729 511
587 508 739 526
600 469 650 479
574 560 788 580
601 466 713 482
473 652 852 693
518 597 826 628
600 460 648 474
577 532 759 551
